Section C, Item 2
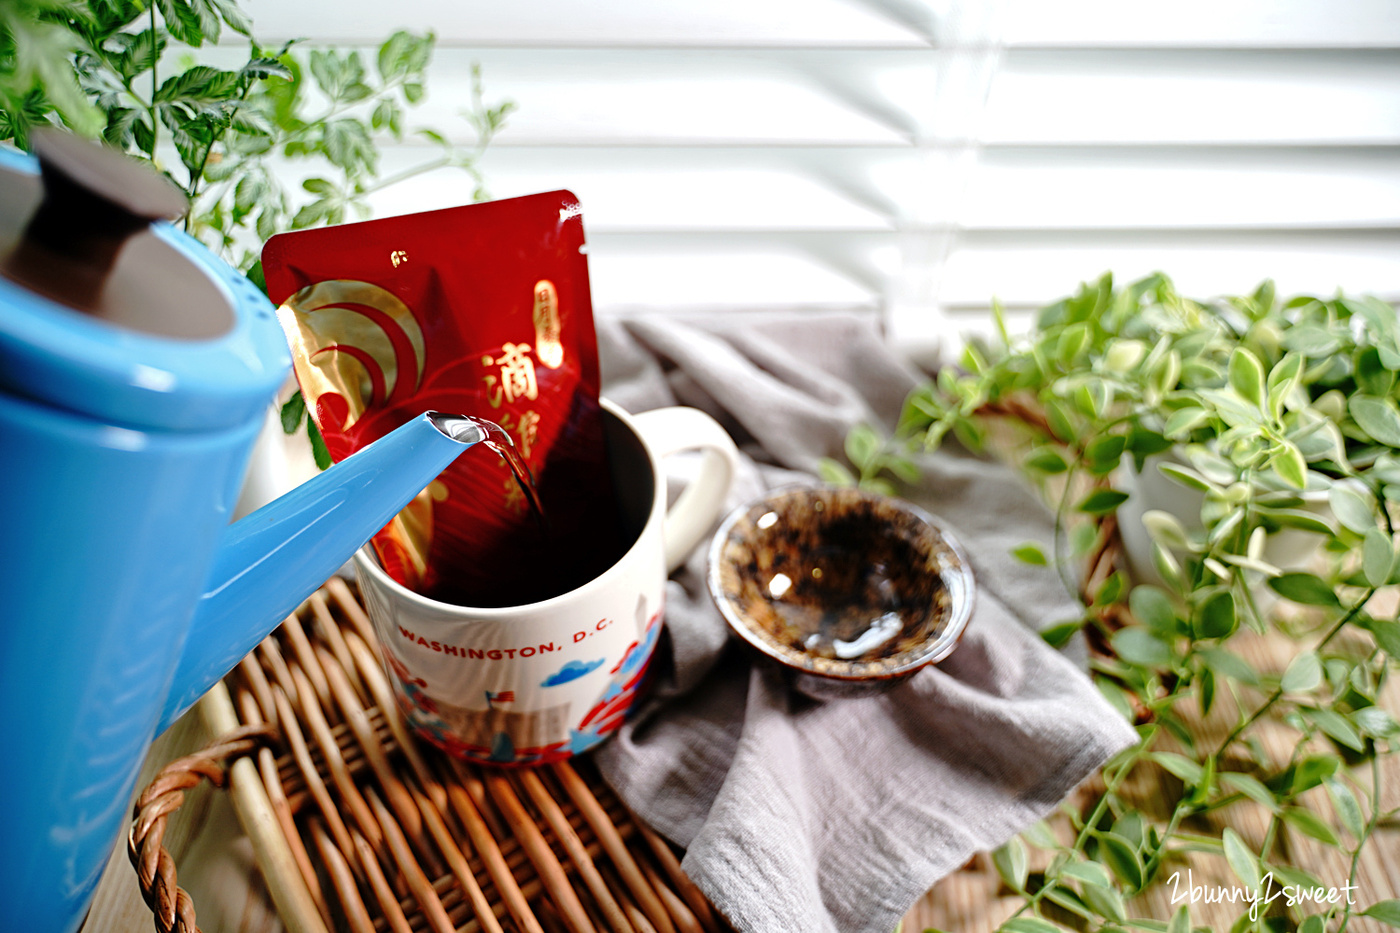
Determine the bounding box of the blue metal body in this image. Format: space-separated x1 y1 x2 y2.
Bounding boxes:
0 147 481 933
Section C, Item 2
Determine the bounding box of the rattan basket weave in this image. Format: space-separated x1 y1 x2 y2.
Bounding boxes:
128 576 729 933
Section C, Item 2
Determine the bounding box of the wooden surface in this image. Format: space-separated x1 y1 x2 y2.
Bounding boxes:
85 623 1399 933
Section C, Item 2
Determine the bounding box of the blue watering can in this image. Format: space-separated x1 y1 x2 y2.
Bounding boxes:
0 131 488 933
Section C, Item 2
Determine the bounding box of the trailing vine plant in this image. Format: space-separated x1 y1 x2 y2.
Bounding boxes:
826 274 1400 933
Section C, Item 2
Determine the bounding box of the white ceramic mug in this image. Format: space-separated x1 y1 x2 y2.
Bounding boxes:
354 399 739 765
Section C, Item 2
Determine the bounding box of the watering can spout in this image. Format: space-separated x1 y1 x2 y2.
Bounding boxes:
157 412 488 732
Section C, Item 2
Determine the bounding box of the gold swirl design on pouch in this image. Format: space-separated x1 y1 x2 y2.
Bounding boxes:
382 480 448 585
532 279 564 369
275 280 426 431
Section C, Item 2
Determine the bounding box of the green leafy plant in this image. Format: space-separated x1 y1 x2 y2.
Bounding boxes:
1 0 514 465
833 274 1400 932
2 0 512 269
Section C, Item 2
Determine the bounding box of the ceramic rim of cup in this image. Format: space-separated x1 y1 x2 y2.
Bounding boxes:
353 399 664 617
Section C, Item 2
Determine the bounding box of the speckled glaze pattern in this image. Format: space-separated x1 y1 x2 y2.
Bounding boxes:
707 485 975 696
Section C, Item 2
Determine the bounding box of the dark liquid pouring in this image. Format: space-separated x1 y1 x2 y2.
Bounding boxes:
423 412 629 607
448 414 549 532
483 441 549 534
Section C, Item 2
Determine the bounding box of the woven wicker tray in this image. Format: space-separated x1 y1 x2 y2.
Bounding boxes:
129 576 728 933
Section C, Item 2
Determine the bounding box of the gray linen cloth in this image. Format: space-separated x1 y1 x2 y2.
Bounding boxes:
592 313 1138 933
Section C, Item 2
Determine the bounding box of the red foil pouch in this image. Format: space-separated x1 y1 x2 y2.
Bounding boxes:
262 191 624 608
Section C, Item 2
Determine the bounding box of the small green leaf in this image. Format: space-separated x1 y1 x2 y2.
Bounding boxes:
1078 881 1127 924
1157 463 1213 492
1354 705 1400 737
1060 861 1114 889
1195 590 1236 640
1272 440 1307 489
1022 820 1059 850
308 418 332 470
1095 572 1126 607
1355 346 1397 397
1024 447 1070 474
1283 323 1342 357
1167 904 1191 933
1349 395 1400 447
377 30 413 79
157 0 206 45
1259 507 1334 536
1129 585 1178 633
884 455 921 484
1074 379 1112 419
1096 832 1144 891
999 918 1067 933
1097 679 1136 722
1361 899 1400 926
1268 573 1340 608
1361 616 1400 658
1280 806 1340 846
1281 650 1323 693
1268 863 1326 892
1150 752 1204 787
1040 618 1084 648
1305 707 1366 752
1012 542 1049 566
817 458 857 487
1057 321 1092 363
1044 398 1076 443
1112 628 1174 669
1298 915 1324 933
370 98 395 131
1141 510 1190 551
1221 827 1261 890
844 423 882 470
1265 352 1304 417
1086 434 1127 472
1228 347 1266 410
1104 337 1147 372
279 391 306 434
1152 542 1184 591
1200 647 1259 685
1078 488 1130 515
1127 426 1173 462
1330 483 1376 534
1363 526 1396 588
1288 755 1340 795
1164 407 1208 440
992 837 1029 893
1218 771 1277 810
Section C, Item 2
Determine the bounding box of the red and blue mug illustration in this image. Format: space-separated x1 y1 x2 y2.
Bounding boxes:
354 401 740 766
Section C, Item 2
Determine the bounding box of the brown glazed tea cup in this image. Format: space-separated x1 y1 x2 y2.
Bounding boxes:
706 484 975 698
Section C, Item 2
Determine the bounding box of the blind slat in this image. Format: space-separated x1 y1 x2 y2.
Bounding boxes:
239 0 926 47
209 0 1398 359
1001 0 1400 49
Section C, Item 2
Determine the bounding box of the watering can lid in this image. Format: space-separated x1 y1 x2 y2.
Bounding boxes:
0 133 289 433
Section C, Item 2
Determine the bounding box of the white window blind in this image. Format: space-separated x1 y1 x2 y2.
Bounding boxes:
240 0 1400 364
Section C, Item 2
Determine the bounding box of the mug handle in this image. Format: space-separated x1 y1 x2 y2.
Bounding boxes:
632 406 741 573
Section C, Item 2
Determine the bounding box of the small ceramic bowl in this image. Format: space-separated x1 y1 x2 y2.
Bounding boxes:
706 484 975 698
